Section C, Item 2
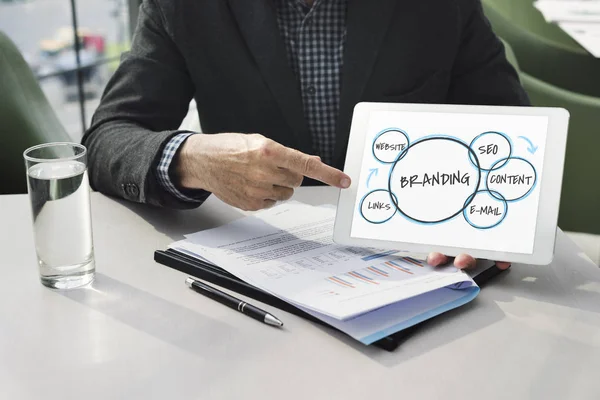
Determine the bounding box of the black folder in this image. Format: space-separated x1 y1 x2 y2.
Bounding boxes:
154 248 506 351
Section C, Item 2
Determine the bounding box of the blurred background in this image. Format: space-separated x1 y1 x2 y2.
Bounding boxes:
0 0 135 141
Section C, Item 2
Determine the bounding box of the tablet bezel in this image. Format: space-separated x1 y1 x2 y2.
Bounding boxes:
333 102 570 265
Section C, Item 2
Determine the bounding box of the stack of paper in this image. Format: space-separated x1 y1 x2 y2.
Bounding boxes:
534 0 600 57
170 202 485 345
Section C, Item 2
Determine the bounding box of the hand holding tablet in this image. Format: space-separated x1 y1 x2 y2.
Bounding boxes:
334 103 570 265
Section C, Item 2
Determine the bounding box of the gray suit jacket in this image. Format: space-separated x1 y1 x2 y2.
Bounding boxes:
83 0 529 209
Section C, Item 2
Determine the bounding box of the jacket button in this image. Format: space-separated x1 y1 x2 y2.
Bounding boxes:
129 184 140 198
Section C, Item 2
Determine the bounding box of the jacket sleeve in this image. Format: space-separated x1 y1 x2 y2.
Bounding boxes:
82 0 204 209
448 0 530 106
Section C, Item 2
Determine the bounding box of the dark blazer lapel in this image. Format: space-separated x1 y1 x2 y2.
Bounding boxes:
334 0 397 167
228 0 312 153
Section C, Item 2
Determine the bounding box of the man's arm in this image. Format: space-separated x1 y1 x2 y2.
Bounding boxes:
82 0 199 208
157 133 211 203
448 0 530 106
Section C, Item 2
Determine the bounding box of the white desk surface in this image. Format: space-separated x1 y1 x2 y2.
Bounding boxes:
1 188 600 400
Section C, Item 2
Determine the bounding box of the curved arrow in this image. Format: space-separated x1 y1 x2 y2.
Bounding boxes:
366 168 378 188
518 136 538 154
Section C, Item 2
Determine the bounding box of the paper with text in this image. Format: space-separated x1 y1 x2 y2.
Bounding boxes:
172 203 475 321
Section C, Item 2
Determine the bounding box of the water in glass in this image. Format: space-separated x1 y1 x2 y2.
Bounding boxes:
27 159 95 288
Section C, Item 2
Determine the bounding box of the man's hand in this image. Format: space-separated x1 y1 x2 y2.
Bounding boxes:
427 252 511 270
174 133 351 211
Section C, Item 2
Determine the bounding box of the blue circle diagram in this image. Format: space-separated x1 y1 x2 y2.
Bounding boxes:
372 128 410 164
462 190 508 229
388 136 481 224
359 189 398 224
360 128 537 230
469 131 512 171
486 157 537 202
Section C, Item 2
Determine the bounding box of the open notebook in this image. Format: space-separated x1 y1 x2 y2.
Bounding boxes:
166 202 494 345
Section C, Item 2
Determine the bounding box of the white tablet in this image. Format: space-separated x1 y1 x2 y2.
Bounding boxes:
334 102 570 265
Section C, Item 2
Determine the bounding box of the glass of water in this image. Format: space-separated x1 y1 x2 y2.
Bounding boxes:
23 143 95 289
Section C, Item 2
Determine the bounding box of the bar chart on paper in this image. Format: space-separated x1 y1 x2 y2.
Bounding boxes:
175 201 478 323
294 251 468 319
326 257 427 289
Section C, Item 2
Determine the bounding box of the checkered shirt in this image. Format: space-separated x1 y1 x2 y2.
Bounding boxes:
275 0 347 164
158 0 347 201
156 132 198 202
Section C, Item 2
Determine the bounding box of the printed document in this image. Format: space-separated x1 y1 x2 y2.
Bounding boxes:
171 203 477 322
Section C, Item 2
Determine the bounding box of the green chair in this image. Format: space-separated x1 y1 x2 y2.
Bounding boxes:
523 74 600 234
483 0 600 98
485 0 582 50
0 31 71 195
502 39 600 235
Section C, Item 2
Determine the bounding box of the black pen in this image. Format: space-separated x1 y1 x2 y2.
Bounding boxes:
185 277 284 327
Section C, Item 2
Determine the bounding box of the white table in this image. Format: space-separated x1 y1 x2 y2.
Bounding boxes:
1 188 600 400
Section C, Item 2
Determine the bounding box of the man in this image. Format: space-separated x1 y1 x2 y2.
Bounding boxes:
83 0 527 270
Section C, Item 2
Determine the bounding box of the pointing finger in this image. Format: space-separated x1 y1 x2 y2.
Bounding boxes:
281 148 351 188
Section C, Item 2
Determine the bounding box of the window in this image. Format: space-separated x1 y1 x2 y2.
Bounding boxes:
0 0 136 141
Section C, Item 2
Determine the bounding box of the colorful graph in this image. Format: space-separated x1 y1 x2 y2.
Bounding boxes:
326 257 425 289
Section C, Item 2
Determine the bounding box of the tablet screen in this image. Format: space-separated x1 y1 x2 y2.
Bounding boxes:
350 110 549 254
